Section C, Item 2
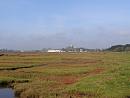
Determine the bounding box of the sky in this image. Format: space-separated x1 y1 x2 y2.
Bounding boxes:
0 0 130 50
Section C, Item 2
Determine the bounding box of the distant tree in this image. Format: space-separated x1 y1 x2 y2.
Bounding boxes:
106 44 130 52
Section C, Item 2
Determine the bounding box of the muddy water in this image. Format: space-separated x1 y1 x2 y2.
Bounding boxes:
0 88 14 98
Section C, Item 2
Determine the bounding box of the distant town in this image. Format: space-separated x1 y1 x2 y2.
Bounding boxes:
0 44 130 53
0 45 102 53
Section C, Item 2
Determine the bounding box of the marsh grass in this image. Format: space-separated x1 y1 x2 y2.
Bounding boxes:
0 52 130 98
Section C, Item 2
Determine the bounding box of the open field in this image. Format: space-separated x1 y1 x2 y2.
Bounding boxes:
0 52 130 98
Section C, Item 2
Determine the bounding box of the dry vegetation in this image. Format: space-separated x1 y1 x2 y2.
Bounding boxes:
0 52 130 98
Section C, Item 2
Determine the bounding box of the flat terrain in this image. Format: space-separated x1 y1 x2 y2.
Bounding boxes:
0 52 130 98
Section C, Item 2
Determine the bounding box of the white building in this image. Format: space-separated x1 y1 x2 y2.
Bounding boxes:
47 49 64 53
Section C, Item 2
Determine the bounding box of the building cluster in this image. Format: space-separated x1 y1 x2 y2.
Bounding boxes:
0 45 101 53
46 45 101 53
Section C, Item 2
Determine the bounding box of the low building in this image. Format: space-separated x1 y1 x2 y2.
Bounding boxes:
47 49 64 53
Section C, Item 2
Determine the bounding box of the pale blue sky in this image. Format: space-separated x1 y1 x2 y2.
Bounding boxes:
0 0 130 50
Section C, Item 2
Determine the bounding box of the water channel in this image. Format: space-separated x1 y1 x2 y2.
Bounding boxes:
0 88 14 98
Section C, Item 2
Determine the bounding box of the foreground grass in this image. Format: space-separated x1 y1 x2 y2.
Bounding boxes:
0 52 130 98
